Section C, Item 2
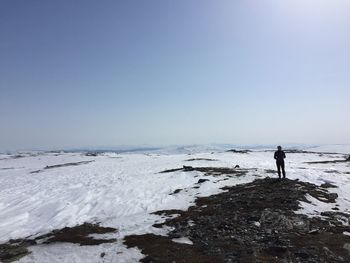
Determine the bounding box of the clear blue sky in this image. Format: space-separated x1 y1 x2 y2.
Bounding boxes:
1 0 349 150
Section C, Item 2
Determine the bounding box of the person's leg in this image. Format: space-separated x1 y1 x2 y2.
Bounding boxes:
281 161 286 178
276 162 281 178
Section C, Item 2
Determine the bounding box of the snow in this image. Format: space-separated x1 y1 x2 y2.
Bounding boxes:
296 194 335 217
172 237 193 245
0 146 350 262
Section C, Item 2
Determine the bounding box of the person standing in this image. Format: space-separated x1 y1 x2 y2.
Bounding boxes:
274 146 286 179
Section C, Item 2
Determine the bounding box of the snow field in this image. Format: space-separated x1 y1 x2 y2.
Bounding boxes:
0 149 349 262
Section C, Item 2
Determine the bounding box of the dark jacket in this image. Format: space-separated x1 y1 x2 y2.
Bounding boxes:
274 150 286 162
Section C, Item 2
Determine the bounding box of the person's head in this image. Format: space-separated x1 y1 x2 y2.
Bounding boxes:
277 146 282 151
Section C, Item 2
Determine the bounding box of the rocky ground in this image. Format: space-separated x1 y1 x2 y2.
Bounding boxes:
0 223 117 263
30 160 95 174
125 177 350 262
306 155 350 164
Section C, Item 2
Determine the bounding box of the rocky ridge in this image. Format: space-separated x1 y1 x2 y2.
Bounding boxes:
125 177 350 262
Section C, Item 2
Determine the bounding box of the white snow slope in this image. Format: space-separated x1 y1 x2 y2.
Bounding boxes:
0 147 350 262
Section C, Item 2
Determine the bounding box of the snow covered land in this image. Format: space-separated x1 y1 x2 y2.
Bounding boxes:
0 145 349 262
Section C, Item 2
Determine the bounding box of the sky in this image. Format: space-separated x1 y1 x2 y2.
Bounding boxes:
0 0 349 150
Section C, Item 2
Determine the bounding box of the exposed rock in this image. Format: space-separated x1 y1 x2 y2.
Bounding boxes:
321 182 338 188
160 166 248 177
185 158 218 162
85 152 99 157
265 149 342 155
226 149 251 154
197 179 209 184
0 242 32 263
12 155 26 159
306 156 350 164
159 167 184 173
0 223 117 263
31 161 95 174
43 161 95 170
37 223 117 245
125 234 223 263
284 149 317 154
125 178 350 262
183 165 194 171
324 170 341 174
171 189 182 195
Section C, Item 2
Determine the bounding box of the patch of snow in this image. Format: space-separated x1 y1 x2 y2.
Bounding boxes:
296 194 334 217
172 237 193 245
